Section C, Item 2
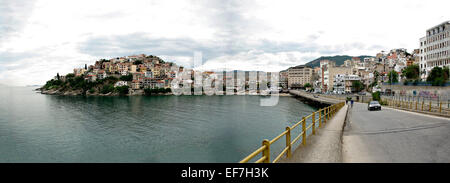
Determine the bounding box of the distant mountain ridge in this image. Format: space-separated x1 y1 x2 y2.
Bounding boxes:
303 55 373 68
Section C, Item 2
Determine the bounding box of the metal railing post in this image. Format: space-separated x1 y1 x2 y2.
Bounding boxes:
429 101 432 112
422 101 424 111
440 102 442 113
416 101 418 110
327 107 330 120
319 109 322 128
329 106 332 117
302 117 306 146
262 139 270 163
312 112 316 135
285 127 291 158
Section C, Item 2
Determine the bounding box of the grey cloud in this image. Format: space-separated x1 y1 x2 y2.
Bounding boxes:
76 0 372 67
368 44 385 50
77 31 366 66
0 51 39 64
78 33 317 58
78 33 217 59
0 0 37 43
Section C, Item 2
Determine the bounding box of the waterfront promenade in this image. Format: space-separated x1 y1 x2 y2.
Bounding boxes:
281 104 348 163
279 90 349 163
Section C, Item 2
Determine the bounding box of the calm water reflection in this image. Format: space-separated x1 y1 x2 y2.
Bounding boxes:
0 86 316 162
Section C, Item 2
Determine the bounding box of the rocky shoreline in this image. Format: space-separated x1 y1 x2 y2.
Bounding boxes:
37 88 173 96
37 88 290 97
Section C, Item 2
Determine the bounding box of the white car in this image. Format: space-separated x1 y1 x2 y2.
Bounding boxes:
368 101 381 111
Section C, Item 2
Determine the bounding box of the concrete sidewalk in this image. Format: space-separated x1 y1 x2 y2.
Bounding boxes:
281 104 349 163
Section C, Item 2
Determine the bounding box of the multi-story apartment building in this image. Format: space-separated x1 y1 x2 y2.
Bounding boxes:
287 65 313 88
328 66 352 92
333 74 361 94
279 70 288 89
319 60 335 92
419 21 450 80
318 60 353 92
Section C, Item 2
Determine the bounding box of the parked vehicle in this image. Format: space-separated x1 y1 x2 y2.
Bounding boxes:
368 101 381 111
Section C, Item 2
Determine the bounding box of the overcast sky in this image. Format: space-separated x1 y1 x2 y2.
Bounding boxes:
0 0 449 86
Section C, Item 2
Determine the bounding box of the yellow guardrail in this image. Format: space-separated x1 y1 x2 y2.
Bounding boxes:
383 98 449 114
239 102 346 163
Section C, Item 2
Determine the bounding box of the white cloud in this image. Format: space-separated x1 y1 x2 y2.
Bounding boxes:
0 0 449 86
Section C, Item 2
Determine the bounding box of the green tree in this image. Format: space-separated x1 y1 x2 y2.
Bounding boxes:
402 64 420 80
120 74 133 81
351 80 364 92
43 79 63 90
144 87 171 95
372 91 381 101
374 70 380 80
115 86 129 95
427 66 449 86
387 70 399 84
304 83 312 88
101 84 114 94
66 73 75 78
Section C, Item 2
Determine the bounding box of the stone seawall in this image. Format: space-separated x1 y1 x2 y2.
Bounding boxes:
380 84 450 99
289 90 342 108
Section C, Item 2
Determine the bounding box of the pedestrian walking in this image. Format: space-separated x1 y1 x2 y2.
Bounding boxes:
351 99 354 108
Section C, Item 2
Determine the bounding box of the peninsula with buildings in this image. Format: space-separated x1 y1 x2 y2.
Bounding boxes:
39 54 274 96
40 54 180 96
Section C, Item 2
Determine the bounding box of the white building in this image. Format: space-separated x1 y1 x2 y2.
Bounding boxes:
333 74 346 94
97 71 107 80
319 60 335 92
419 21 450 80
145 71 153 78
114 81 128 87
333 74 360 94
120 70 128 76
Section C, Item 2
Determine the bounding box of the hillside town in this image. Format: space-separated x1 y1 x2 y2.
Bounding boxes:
43 53 274 96
282 21 450 94
75 54 179 91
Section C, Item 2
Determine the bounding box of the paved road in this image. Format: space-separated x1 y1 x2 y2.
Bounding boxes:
343 102 450 163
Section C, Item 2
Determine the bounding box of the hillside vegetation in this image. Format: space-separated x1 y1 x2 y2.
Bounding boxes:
304 55 373 68
41 74 129 96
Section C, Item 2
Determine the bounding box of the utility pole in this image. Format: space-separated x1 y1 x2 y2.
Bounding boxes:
390 70 392 94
